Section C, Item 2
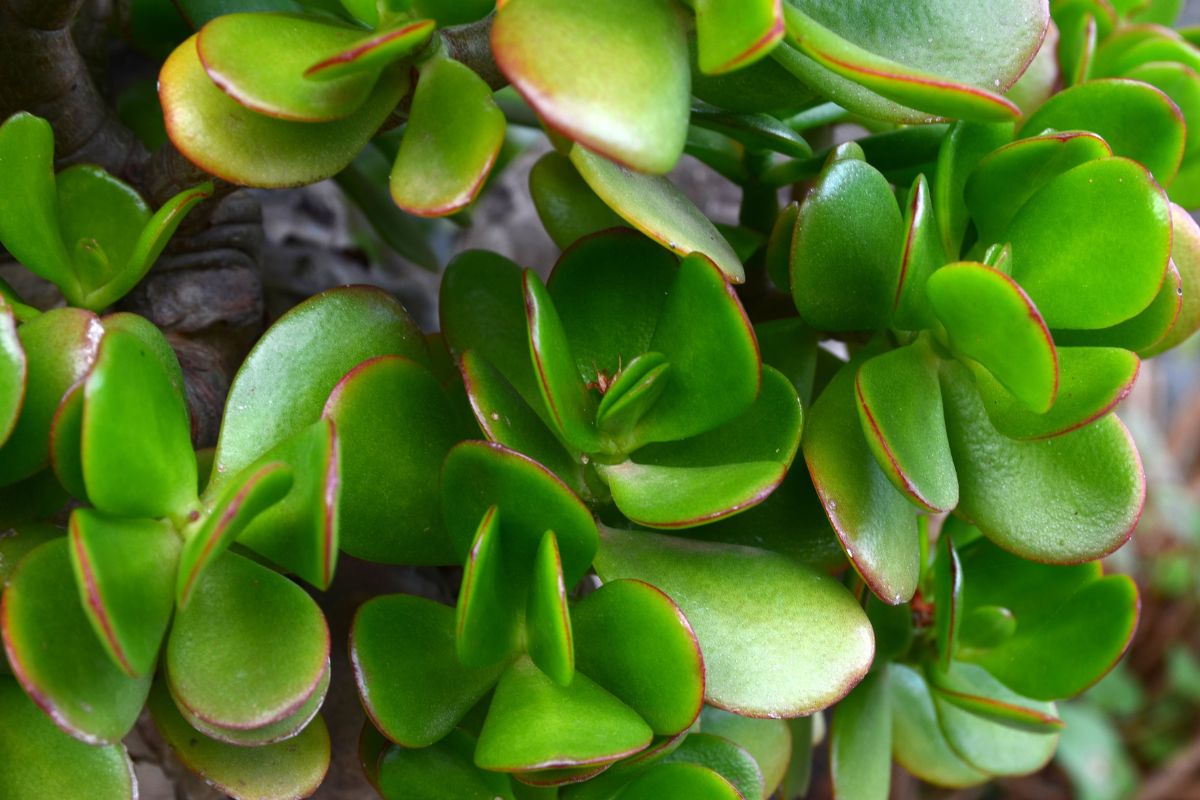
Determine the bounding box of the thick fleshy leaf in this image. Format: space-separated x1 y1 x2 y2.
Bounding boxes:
974 347 1139 439
803 358 920 604
175 664 328 746
547 230 677 387
527 532 574 686
781 4 1022 122
690 49 815 114
0 677 136 800
964 131 1112 247
148 680 329 800
599 366 800 527
377 730 515 800
0 525 61 592
790 148 903 330
941 360 1144 563
1055 260 1182 352
82 328 196 519
492 0 690 174
893 175 943 329
99 312 187 401
0 308 100 486
390 56 506 216
934 121 1015 259
0 470 69 532
958 537 1139 699
1147 204 1200 354
689 106 812 159
160 34 407 186
211 285 425 493
1 539 151 744
323 355 464 564
855 342 957 512
49 384 87 501
0 113 76 292
525 271 600 452
352 594 507 747
529 152 630 248
306 18 436 80
662 733 763 800
0 303 22 448
1004 157 1172 330
595 353 672 446
177 461 293 608
889 665 987 788
613 763 741 800
574 580 704 736
831 670 891 800
929 665 1059 776
930 662 1063 733
694 0 784 74
442 441 598 584
934 534 962 670
765 202 799 291
234 419 340 589
457 506 521 667
570 146 744 281
1019 78 1186 184
927 262 1058 413
476 656 654 771
54 165 149 300
595 527 874 717
68 510 178 678
700 707 791 797
166 551 329 731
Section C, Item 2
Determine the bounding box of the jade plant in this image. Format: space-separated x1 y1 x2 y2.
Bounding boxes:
5 0 1200 798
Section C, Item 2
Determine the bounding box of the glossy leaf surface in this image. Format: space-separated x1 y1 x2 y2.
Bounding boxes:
457 506 521 667
595 527 874 717
160 34 406 186
391 56 506 216
694 0 784 74
941 361 1144 563
573 580 704 736
476 656 653 771
529 152 629 248
306 19 436 81
493 0 690 174
700 707 792 797
893 175 943 329
613 763 741 800
570 146 744 282
0 303 21 448
1147 204 1200 354
831 670 891 800
2 539 151 743
930 662 1063 733
167 551 329 731
376 730 514 800
352 594 507 747
803 358 920 604
527 532 574 686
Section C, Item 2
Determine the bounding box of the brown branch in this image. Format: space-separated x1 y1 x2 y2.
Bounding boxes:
441 13 507 91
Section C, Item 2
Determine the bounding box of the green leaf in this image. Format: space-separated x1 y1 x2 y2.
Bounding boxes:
790 149 903 330
177 462 293 608
212 285 425 494
933 121 1014 259
889 664 988 788
612 763 741 800
570 146 744 282
855 341 958 512
323 355 465 564
934 533 962 670
82 328 197 518
690 51 815 114
781 5 1021 121
100 312 187 401
595 353 672 446
0 308 100 486
929 662 1064 733
940 360 1144 563
958 605 1016 652
0 677 136 800
525 271 601 452
1055 260 1182 353
574 580 704 736
595 527 874 717
174 663 329 746
893 174 943 330
529 152 630 248
527 531 575 686
598 366 801 528
964 131 1112 247
476 656 654 771
803 358 920 604
305 19 436 81
663 733 763 800
693 0 784 74
148 679 330 800
765 202 798 291
351 594 507 747
974 347 1139 439
2 539 151 743
493 0 690 174
376 730 515 800
1019 78 1186 184
1055 703 1138 800
166 551 329 731
443 442 598 585
1003 157 1172 330
54 165 150 301
68 510 178 678
547 230 677 387
700 707 791 798
929 664 1059 776
390 55 506 216
831 670 892 800
927 262 1058 413
49 383 87 501
0 113 76 294
1147 204 1200 354
457 505 521 667
0 302 22 448
160 34 407 186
